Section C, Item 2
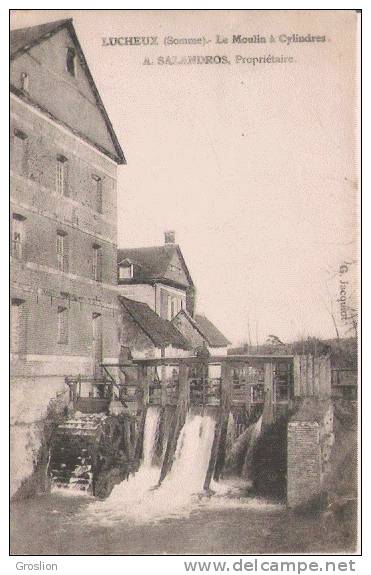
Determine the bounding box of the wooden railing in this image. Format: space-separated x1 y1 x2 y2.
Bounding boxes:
66 355 295 413
113 355 293 409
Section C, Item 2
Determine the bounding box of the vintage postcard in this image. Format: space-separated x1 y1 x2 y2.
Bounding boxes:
10 9 360 557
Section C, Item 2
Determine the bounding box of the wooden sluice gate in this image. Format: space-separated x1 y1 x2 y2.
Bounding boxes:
131 355 294 489
49 354 298 497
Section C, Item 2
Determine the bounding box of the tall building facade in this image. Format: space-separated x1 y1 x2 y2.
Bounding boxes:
10 19 125 494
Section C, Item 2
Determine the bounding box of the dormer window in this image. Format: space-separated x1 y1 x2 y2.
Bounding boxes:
119 260 134 280
66 47 76 77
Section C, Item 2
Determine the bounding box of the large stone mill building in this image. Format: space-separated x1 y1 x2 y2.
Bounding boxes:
10 19 126 493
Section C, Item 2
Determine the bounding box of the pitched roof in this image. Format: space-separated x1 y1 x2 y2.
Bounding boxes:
10 18 71 56
194 314 231 347
10 19 126 165
119 296 191 350
117 244 193 288
173 309 231 348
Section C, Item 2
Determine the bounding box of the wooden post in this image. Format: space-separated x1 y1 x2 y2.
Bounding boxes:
159 363 189 482
307 354 314 396
143 365 151 406
246 376 251 415
204 363 232 489
293 355 301 397
263 362 274 426
313 356 320 397
318 356 332 398
324 355 332 398
301 355 308 397
264 362 274 398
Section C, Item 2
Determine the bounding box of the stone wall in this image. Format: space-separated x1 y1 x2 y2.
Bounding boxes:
10 377 69 498
287 398 334 508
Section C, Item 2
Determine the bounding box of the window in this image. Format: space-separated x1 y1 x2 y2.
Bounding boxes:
92 175 103 214
66 47 76 76
119 263 133 280
57 306 69 344
20 72 29 92
12 213 26 259
92 244 102 281
11 298 26 354
56 231 68 272
56 155 68 196
167 295 181 320
169 263 183 275
13 128 29 175
14 128 27 141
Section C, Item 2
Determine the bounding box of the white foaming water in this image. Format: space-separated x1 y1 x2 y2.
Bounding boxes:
242 415 263 478
85 410 280 526
141 405 161 467
86 410 216 524
99 405 161 506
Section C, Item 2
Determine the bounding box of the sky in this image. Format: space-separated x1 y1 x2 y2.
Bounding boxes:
10 10 359 345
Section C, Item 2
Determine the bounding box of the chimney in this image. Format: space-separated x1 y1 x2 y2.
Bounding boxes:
164 230 175 245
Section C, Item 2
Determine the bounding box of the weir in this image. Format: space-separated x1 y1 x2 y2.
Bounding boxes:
49 353 332 505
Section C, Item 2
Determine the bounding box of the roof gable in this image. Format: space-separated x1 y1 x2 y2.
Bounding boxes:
194 314 231 347
10 19 125 164
119 296 190 350
117 244 193 288
173 310 231 348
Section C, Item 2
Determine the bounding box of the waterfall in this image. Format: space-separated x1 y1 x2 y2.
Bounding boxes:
87 409 216 524
142 406 161 467
222 414 263 478
242 416 263 479
104 406 161 505
163 411 216 496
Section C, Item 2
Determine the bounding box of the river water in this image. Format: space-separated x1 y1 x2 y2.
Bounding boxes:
10 490 355 555
10 408 356 555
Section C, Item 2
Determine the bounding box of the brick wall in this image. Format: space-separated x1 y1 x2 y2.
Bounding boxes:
287 398 334 508
10 24 124 498
10 27 119 158
11 94 120 376
287 421 321 507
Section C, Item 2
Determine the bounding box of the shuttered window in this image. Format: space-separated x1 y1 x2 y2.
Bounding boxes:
11 298 26 354
13 128 29 175
57 306 69 344
92 174 103 214
56 155 68 196
12 214 26 260
56 231 68 272
167 295 182 320
92 245 102 282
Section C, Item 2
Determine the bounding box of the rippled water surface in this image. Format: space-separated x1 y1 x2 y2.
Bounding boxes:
10 490 355 555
